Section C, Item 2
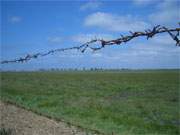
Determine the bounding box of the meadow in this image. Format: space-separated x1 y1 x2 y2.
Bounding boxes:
0 70 179 135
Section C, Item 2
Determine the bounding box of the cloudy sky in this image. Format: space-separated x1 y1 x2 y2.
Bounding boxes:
1 0 180 70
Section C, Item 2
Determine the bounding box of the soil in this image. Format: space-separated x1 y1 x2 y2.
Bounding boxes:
0 101 95 135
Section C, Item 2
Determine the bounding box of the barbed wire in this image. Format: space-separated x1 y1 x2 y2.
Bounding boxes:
1 24 180 64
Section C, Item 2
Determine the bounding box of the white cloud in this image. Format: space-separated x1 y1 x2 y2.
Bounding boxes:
71 33 115 43
128 35 180 58
9 16 22 23
88 31 180 65
149 0 179 25
80 1 102 11
150 34 175 45
91 53 102 58
100 41 180 65
48 36 63 43
58 53 83 59
84 12 150 32
133 0 155 6
69 31 180 65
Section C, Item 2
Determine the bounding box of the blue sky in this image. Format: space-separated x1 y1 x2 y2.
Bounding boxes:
1 0 180 70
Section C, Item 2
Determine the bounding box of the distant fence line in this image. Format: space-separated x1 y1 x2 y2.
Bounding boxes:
1 24 180 64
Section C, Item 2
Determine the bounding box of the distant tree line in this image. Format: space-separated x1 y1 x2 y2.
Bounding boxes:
38 67 131 72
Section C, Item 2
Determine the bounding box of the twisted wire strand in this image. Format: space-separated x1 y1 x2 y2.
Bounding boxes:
1 25 180 64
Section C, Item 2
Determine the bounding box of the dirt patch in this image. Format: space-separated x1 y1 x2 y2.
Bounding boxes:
0 101 96 135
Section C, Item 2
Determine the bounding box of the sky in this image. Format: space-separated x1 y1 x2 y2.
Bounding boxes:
1 0 180 70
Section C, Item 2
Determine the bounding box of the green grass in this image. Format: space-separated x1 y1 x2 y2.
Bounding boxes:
0 128 12 135
1 70 180 135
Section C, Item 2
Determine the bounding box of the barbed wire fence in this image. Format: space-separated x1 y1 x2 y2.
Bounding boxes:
1 24 180 64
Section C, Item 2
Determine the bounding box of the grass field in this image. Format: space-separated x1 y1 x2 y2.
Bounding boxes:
1 70 179 135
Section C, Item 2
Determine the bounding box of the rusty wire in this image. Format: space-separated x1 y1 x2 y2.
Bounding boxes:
1 25 180 64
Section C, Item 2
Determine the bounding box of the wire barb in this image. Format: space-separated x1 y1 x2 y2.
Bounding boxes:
1 24 180 64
